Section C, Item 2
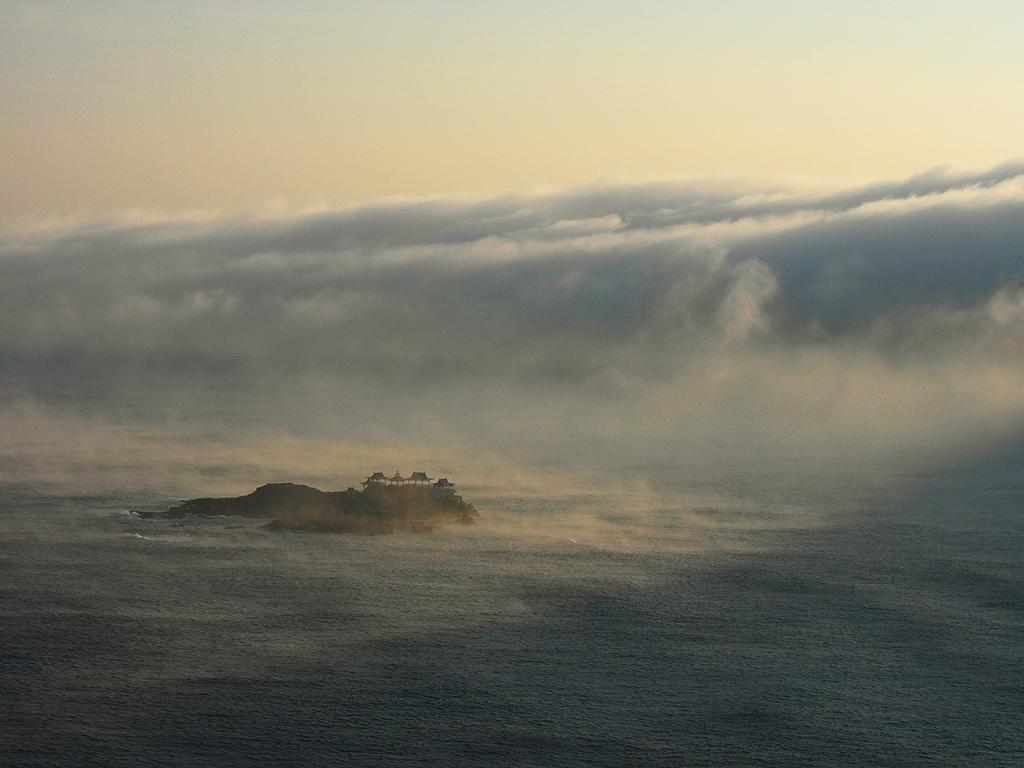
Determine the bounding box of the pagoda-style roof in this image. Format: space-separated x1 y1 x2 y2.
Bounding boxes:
362 472 387 487
389 472 405 483
433 478 454 488
408 471 432 483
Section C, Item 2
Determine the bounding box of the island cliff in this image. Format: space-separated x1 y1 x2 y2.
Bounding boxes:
143 474 478 534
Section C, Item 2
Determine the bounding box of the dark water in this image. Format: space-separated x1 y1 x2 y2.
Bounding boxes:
2 447 1023 767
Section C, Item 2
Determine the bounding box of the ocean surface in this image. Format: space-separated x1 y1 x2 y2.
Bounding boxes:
2 446 1023 767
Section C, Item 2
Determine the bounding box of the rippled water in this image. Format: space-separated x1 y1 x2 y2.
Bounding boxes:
2 447 1023 766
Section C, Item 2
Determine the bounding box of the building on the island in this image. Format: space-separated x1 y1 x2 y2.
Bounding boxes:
360 471 461 500
432 477 457 500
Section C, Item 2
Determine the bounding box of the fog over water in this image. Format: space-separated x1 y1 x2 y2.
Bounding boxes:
3 163 1024 495
3 166 1024 766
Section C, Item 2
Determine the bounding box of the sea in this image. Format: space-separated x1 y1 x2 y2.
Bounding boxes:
2 444 1022 767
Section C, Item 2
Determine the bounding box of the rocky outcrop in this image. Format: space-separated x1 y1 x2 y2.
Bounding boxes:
141 482 478 534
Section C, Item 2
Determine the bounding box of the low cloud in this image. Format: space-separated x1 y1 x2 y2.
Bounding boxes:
3 163 1024 489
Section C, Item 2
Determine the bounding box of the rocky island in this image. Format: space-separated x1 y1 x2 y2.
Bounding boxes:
142 472 478 534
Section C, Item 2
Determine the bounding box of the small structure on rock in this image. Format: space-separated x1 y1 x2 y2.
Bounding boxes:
145 470 477 535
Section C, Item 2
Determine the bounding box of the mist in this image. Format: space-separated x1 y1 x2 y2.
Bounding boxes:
3 164 1024 497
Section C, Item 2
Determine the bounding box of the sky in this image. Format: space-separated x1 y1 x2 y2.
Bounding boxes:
2 2 1024 493
2 1 1023 216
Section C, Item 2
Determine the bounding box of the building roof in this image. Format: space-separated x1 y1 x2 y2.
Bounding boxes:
433 478 454 487
408 471 431 482
389 472 405 482
367 472 386 480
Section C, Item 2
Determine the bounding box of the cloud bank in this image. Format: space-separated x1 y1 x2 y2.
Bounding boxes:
3 163 1024 489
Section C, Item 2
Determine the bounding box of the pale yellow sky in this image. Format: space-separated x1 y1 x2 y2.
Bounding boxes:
2 1 1022 216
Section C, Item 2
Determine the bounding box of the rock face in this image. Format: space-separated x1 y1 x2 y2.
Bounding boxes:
145 482 478 534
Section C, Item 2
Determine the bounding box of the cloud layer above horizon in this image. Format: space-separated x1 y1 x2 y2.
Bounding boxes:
3 163 1024 486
